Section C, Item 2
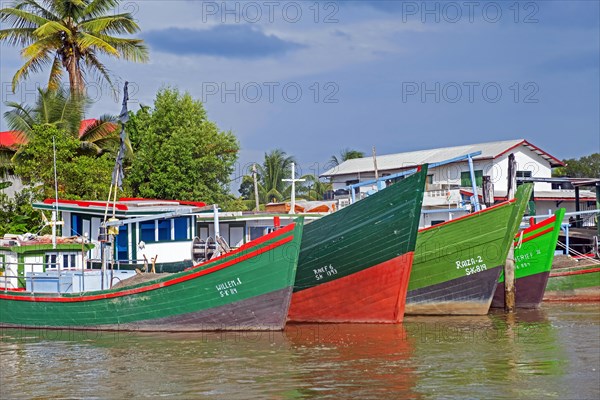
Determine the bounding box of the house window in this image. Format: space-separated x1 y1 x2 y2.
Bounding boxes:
116 225 128 261
461 170 483 187
517 170 532 186
426 174 434 184
157 220 170 241
174 217 189 240
140 221 155 242
71 214 83 236
45 254 58 269
62 254 77 269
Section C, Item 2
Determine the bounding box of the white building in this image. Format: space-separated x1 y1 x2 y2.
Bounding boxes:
321 139 597 227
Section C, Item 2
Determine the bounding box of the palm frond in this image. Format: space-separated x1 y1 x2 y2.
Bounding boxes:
47 55 64 90
76 31 119 55
81 50 114 87
81 0 118 19
11 49 52 91
21 35 61 58
32 20 69 37
77 140 103 155
15 0 58 21
79 14 142 35
0 27 37 46
98 35 148 62
0 7 48 28
3 101 35 139
79 116 118 144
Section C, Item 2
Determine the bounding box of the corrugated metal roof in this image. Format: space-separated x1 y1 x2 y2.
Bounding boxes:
321 139 564 177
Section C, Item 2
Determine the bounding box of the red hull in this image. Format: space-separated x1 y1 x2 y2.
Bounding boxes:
287 252 414 323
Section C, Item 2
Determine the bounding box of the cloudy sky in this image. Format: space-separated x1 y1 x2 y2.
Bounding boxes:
1 0 598 185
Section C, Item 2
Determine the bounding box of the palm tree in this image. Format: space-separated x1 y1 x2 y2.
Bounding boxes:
298 174 332 201
4 87 120 163
0 0 148 94
329 148 365 167
256 149 296 203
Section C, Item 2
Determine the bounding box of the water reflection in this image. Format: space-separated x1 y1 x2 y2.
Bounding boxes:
1 305 598 399
285 323 418 399
405 308 571 399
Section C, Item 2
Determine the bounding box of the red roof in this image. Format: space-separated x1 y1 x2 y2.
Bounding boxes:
0 131 22 149
0 119 109 148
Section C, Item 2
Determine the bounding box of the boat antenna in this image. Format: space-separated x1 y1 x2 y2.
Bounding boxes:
52 136 59 249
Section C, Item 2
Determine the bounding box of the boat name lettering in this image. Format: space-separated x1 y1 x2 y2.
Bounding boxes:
216 277 242 297
465 263 487 276
455 256 483 269
515 250 539 269
313 264 338 281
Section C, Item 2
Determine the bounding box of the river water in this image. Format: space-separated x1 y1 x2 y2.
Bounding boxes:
1 303 598 399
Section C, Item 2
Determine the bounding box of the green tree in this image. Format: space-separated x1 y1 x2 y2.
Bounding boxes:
554 153 600 178
0 188 45 236
14 124 114 200
298 174 333 201
329 148 365 167
126 88 239 205
0 0 148 94
238 175 254 200
257 149 296 203
4 87 119 159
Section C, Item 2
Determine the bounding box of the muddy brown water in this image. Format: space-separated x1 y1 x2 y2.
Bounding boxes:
1 303 598 399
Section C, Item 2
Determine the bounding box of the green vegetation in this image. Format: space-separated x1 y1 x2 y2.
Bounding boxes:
4 87 120 160
126 88 240 207
13 125 114 200
0 188 45 236
0 0 148 94
554 153 600 179
329 148 365 167
238 149 332 206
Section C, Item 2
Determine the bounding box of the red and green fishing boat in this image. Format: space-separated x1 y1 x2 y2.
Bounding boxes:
405 184 533 315
544 264 600 302
491 208 566 308
287 166 428 323
0 221 304 331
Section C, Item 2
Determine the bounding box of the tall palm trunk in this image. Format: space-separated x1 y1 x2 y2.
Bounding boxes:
64 53 84 95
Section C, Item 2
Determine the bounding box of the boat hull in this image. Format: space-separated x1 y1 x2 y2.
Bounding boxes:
288 252 414 323
289 166 427 323
492 271 550 309
0 222 303 331
406 265 502 315
543 267 600 302
491 209 565 309
405 184 533 316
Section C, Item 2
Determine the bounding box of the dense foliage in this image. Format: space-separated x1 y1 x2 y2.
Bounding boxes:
554 153 600 179
14 125 114 200
126 88 240 206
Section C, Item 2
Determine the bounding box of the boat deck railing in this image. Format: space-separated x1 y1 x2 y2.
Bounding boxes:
0 261 128 294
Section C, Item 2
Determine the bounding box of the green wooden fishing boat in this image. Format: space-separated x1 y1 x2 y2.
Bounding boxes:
544 264 600 302
405 184 533 315
492 208 566 308
288 166 428 323
0 221 304 331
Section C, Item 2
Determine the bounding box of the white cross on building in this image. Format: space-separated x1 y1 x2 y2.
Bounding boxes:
282 162 305 214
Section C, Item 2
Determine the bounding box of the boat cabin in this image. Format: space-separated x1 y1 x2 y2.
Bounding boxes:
32 198 323 272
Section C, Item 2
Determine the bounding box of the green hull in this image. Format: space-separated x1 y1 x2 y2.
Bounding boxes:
405 184 533 315
0 221 304 331
544 265 600 301
288 166 427 322
492 208 566 308
501 208 565 282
